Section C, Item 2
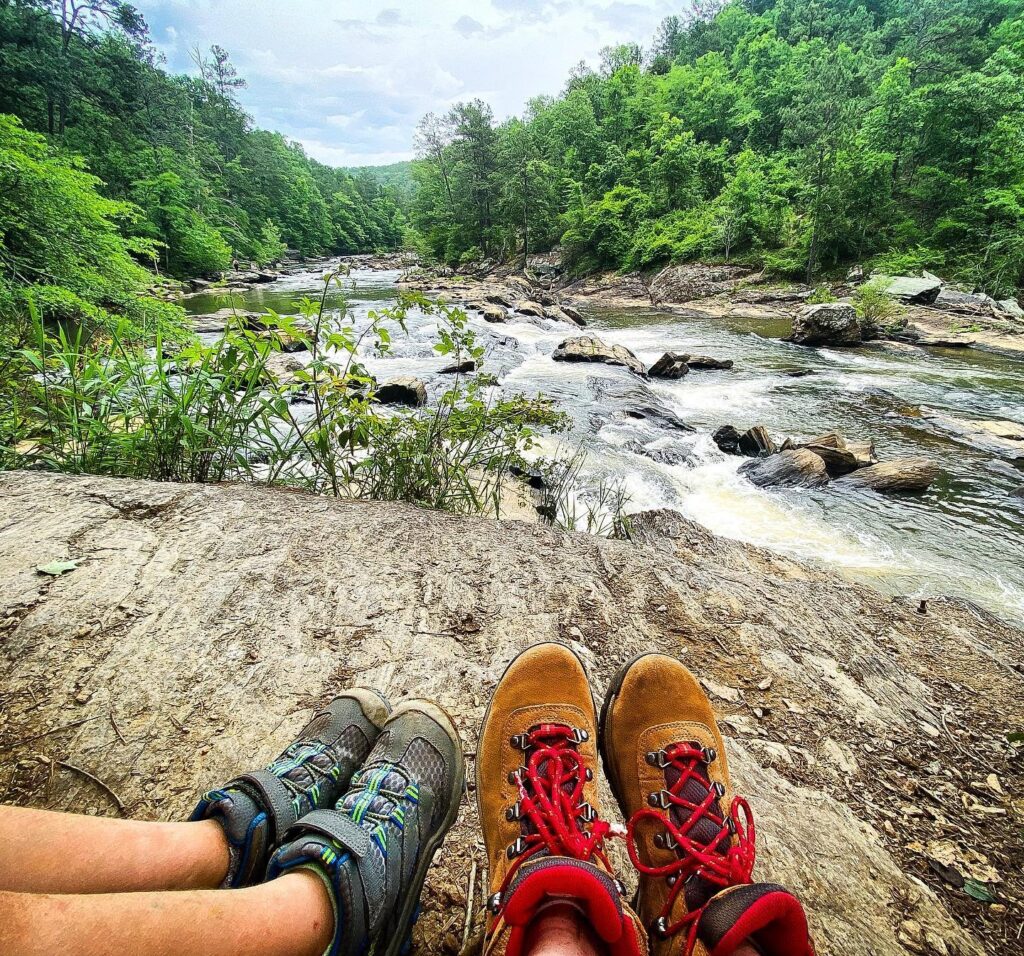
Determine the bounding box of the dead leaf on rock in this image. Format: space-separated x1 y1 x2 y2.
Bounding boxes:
36 558 86 577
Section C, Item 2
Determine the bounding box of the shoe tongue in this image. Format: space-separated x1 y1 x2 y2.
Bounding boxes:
664 761 726 847
337 767 408 830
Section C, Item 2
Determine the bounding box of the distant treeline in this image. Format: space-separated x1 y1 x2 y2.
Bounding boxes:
0 0 405 336
410 0 1024 295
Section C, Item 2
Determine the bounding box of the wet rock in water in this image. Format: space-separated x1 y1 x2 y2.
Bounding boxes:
1011 486 1024 499
713 425 743 455
439 359 476 374
847 440 878 468
789 303 861 346
782 368 816 378
876 275 942 305
916 337 976 349
479 303 507 323
485 292 514 309
552 335 647 376
921 411 1024 461
375 376 427 407
621 403 693 433
544 305 586 327
713 424 777 458
625 441 692 466
192 308 266 334
740 449 830 488
649 352 691 379
558 303 586 326
796 432 869 477
510 463 546 489
686 354 734 371
839 458 939 494
514 300 546 318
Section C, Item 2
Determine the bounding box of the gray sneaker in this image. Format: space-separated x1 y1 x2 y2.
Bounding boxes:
267 699 465 956
191 688 390 888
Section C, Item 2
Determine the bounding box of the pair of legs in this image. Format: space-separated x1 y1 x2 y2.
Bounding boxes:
0 806 330 956
0 806 755 956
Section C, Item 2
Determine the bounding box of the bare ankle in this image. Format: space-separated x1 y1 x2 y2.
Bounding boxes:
524 902 607 956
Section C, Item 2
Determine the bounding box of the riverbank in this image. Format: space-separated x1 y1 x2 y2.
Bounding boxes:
1 471 1021 954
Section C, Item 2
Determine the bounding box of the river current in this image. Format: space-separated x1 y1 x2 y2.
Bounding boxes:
184 265 1024 624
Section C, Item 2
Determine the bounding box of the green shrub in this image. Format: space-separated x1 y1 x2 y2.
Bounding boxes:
853 279 908 338
1 281 568 517
807 285 838 304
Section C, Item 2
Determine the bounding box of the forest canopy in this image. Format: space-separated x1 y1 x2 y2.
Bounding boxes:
0 0 404 334
410 0 1024 295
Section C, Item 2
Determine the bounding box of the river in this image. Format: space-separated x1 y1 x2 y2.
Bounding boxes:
183 264 1024 624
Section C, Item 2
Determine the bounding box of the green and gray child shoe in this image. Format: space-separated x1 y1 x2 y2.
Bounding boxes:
191 688 391 888
267 699 465 956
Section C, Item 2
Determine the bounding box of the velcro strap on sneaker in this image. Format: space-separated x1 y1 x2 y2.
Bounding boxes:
232 770 301 842
288 809 388 931
698 883 814 956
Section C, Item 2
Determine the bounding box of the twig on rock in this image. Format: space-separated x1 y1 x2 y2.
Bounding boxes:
461 859 478 950
55 759 126 815
3 715 101 751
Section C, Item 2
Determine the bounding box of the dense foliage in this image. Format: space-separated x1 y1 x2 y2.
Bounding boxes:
0 0 405 335
411 0 1024 294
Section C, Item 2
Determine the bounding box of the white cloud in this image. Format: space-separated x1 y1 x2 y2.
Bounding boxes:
134 0 677 166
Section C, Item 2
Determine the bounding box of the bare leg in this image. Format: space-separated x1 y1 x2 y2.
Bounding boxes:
0 870 332 956
0 806 228 894
524 904 606 956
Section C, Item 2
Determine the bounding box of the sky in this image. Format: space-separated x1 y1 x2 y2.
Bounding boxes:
133 0 682 168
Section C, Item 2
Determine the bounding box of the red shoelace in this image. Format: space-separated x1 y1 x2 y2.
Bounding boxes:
494 723 616 907
625 742 756 956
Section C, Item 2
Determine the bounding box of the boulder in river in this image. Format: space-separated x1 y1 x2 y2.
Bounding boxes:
558 303 586 326
788 303 861 346
649 352 691 379
839 458 939 494
797 432 871 477
713 425 777 458
192 308 267 334
877 275 942 305
552 336 647 377
479 303 507 323
485 292 514 309
544 305 586 327
739 449 830 488
375 376 427 407
686 354 734 371
934 288 995 314
514 301 546 318
622 404 693 433
439 359 476 375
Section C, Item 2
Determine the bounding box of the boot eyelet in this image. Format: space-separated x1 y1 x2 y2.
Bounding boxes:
645 749 668 768
666 875 677 887
573 727 590 744
578 801 597 822
713 782 726 798
702 746 717 763
653 917 669 938
510 734 529 750
506 837 527 859
613 879 626 896
648 789 670 809
489 892 502 914
505 801 521 821
584 767 593 781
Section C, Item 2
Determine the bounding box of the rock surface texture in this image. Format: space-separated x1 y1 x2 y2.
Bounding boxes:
789 303 862 346
1 474 1019 956
374 376 427 407
552 335 647 376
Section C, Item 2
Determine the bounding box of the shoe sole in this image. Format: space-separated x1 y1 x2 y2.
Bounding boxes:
381 698 467 956
475 641 597 807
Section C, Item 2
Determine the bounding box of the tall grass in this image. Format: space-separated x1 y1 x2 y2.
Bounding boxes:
0 274 567 517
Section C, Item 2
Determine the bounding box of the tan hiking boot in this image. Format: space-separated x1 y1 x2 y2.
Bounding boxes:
599 653 815 956
477 642 646 956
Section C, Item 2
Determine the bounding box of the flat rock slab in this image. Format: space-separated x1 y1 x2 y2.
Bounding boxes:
1 475 1022 955
552 336 647 377
740 448 829 488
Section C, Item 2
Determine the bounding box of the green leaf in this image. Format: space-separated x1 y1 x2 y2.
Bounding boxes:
962 879 997 903
36 558 86 577
1007 731 1024 744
